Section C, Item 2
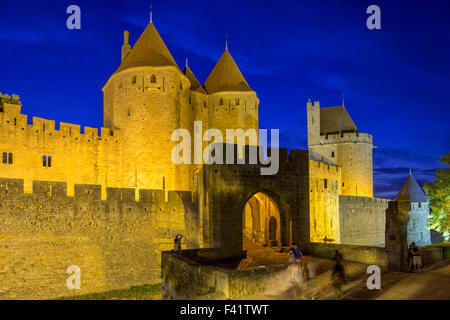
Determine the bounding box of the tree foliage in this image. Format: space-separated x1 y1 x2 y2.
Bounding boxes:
0 92 21 105
424 153 450 240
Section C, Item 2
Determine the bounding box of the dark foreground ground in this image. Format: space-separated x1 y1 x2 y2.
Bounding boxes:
61 243 450 300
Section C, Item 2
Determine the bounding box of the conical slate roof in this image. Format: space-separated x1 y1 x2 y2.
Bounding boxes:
183 66 207 94
204 50 253 94
396 172 427 202
320 106 358 134
114 23 178 74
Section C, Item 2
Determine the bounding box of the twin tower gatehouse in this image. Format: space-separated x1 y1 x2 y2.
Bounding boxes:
0 20 259 197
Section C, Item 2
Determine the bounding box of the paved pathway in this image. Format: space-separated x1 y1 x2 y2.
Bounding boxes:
345 263 450 300
238 261 450 300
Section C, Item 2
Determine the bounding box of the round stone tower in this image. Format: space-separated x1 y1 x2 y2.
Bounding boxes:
203 47 259 148
102 20 192 192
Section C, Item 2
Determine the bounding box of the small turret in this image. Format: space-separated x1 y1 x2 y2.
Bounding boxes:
307 99 320 147
397 170 431 246
122 31 131 62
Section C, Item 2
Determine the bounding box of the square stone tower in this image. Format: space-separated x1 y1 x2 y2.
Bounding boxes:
307 100 374 197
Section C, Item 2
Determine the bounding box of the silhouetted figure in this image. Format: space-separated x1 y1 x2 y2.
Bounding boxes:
407 243 414 272
331 257 345 299
334 249 343 262
411 242 422 272
173 234 183 253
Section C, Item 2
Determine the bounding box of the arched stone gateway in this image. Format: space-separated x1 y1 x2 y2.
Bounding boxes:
197 144 311 258
243 192 281 248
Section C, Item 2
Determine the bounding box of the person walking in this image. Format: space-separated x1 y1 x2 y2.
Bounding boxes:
288 247 295 264
292 243 302 264
411 242 422 272
331 257 345 299
407 243 414 272
292 243 309 282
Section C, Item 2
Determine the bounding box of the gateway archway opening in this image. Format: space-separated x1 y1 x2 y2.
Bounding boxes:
242 192 281 249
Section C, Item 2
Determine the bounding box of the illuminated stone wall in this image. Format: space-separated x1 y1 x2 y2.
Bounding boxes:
308 159 341 243
339 195 389 247
0 178 200 300
0 103 120 198
309 132 373 197
208 92 259 146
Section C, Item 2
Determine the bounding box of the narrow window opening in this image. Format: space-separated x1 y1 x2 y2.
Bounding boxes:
132 76 137 84
324 179 328 189
332 151 335 158
151 75 156 83
8 153 12 164
43 156 47 167
2 153 7 164
219 98 223 106
236 98 240 105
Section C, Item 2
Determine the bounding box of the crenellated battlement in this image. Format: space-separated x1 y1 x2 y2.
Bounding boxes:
318 131 372 145
309 159 341 175
202 143 309 175
339 195 389 205
0 178 197 206
0 108 120 146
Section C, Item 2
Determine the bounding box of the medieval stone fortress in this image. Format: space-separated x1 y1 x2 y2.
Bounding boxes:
0 14 432 299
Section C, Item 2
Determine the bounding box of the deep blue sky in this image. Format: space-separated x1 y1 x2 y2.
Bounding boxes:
0 0 449 199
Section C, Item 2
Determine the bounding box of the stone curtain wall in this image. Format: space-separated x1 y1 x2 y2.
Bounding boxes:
0 103 121 196
0 178 199 300
161 249 284 300
305 242 388 267
339 196 389 247
385 197 410 271
308 160 341 243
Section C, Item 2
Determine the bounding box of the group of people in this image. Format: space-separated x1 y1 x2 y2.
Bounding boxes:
407 242 422 272
286 245 346 299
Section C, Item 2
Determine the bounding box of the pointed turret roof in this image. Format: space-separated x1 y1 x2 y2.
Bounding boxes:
114 22 178 74
183 66 207 94
396 171 427 202
320 106 358 134
204 49 253 94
